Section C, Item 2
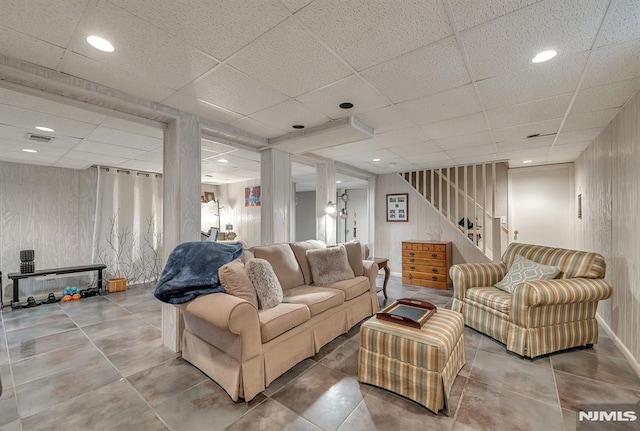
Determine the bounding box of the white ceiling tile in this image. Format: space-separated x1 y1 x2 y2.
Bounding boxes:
354 105 414 133
433 131 494 151
86 127 161 151
583 39 640 89
461 0 608 80
279 0 314 13
0 0 88 47
296 0 453 71
109 0 290 60
371 127 430 149
388 141 442 157
73 140 146 159
0 104 98 138
295 75 389 120
550 141 591 154
597 0 640 48
61 53 176 102
572 78 640 114
134 151 163 164
118 159 163 173
187 66 288 116
53 158 95 169
228 20 352 97
554 128 602 145
543 151 583 163
347 148 398 163
231 117 288 139
99 117 163 139
0 138 68 157
562 108 618 133
448 0 542 31
73 1 219 90
0 150 60 166
396 84 482 125
409 152 455 165
452 153 504 166
249 100 330 131
493 119 562 143
496 135 555 153
476 51 588 110
486 94 572 129
0 27 65 69
360 36 469 103
420 112 488 140
162 92 244 124
447 145 498 159
63 150 128 165
499 144 550 159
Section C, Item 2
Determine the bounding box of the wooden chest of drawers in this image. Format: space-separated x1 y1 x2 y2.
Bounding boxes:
402 241 452 289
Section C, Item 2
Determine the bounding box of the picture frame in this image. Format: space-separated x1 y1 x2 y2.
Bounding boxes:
204 191 216 202
386 193 408 222
245 186 261 207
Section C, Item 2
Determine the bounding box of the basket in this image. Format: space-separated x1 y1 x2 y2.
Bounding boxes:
107 278 127 293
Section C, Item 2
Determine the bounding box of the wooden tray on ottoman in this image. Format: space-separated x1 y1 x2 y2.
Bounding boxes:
376 298 437 329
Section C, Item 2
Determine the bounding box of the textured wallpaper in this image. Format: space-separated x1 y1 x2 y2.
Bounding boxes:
575 90 640 364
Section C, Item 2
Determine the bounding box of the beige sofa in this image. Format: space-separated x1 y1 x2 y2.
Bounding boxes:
180 240 380 402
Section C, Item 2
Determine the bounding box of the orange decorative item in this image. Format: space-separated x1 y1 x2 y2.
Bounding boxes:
62 295 72 302
72 293 81 300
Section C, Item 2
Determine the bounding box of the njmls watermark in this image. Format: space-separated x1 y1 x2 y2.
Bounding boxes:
577 403 639 430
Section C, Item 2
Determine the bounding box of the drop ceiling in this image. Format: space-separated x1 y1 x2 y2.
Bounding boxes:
0 0 639 179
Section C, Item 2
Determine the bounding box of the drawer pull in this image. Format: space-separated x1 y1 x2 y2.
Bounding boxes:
409 266 415 270
431 268 438 273
410 252 415 256
408 273 413 279
409 258 415 263
431 253 438 258
432 276 438 281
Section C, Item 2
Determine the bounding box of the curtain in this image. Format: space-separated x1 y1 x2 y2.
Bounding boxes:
92 167 163 285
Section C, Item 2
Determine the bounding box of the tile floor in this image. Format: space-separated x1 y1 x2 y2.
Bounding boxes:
1 276 639 431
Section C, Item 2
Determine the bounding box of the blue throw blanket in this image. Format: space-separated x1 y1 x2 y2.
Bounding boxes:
154 241 243 304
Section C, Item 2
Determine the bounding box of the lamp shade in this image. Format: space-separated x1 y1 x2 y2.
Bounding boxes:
326 201 336 214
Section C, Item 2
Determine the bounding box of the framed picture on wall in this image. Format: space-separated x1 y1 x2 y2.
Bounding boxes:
387 193 408 222
245 186 261 207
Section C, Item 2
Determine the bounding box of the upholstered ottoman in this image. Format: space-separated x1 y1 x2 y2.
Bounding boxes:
358 308 465 414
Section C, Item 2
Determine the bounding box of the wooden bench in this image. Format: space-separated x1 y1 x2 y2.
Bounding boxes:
6 264 107 307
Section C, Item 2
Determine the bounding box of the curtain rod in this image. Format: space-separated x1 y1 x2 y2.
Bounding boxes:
94 165 162 178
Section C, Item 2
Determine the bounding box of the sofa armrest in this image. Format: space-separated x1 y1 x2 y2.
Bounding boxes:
450 262 507 301
363 260 379 294
183 293 261 361
511 278 613 327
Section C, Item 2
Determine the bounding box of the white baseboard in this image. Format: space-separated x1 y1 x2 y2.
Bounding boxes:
596 313 640 379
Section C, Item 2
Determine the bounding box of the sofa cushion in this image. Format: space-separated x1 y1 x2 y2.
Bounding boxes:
494 255 561 294
218 259 258 309
342 241 364 276
283 286 345 316
252 243 305 291
290 240 327 285
306 245 355 286
258 303 311 343
325 276 370 301
466 287 512 314
246 259 283 309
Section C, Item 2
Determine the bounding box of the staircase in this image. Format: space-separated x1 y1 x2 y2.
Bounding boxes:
399 162 509 261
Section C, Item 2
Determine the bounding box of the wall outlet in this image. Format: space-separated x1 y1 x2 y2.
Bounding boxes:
500 216 507 224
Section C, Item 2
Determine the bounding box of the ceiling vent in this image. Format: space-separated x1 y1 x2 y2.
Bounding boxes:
26 133 55 143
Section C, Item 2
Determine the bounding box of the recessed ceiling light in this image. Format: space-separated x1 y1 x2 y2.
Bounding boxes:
35 126 54 132
218 158 229 163
523 160 533 164
23 149 37 153
86 35 115 52
339 102 354 109
336 180 342 184
373 158 381 162
531 50 557 64
292 124 305 129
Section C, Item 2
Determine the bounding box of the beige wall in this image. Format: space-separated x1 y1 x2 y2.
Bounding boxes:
375 173 490 276
574 89 640 365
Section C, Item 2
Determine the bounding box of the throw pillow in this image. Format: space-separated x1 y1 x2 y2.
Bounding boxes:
290 239 327 284
306 245 355 286
245 258 283 309
342 240 364 277
218 259 258 309
494 254 561 293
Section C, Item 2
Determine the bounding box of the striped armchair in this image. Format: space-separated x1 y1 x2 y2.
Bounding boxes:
450 243 612 358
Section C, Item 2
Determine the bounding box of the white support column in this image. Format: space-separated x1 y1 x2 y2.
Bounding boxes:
367 176 376 255
316 160 336 244
162 112 201 352
261 148 292 245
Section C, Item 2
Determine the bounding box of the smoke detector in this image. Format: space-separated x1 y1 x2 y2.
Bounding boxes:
26 133 55 143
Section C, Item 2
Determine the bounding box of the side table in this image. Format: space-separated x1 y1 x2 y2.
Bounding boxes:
370 257 390 298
